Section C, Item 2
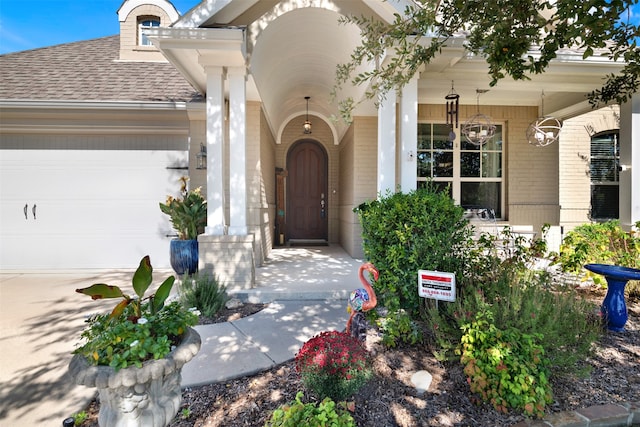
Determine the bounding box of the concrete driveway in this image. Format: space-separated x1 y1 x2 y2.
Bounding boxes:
0 270 155 426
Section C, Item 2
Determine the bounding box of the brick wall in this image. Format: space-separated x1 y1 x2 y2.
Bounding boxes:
558 105 620 231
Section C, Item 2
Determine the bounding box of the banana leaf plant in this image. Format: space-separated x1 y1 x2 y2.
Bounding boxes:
76 255 175 321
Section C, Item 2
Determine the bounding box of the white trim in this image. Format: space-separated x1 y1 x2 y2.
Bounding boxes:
378 91 397 196
276 111 340 145
400 77 418 192
0 124 189 135
228 67 248 235
118 0 179 23
204 66 227 236
0 100 189 110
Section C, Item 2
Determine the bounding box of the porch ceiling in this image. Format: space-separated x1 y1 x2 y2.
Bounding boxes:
152 0 626 142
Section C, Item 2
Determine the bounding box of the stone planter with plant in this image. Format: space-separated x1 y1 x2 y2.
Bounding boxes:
159 176 207 275
68 255 201 427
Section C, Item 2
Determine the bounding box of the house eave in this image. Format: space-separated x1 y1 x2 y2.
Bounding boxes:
0 99 190 111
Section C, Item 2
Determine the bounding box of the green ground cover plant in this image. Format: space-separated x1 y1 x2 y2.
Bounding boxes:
460 309 551 418
265 392 355 427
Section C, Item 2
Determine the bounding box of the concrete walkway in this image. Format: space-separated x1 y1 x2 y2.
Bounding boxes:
0 245 360 426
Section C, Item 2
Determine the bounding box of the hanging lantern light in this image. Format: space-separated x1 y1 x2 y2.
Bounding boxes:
303 96 312 134
526 91 562 147
461 89 496 146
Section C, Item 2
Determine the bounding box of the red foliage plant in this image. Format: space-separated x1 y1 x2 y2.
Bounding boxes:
295 331 372 401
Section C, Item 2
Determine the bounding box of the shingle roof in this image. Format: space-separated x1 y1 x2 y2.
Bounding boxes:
0 36 201 102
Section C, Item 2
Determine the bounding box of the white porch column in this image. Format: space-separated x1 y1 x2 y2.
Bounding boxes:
228 67 247 235
619 93 640 230
204 66 226 235
399 77 418 192
378 90 397 196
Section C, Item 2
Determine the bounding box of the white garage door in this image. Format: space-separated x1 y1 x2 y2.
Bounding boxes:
0 149 188 270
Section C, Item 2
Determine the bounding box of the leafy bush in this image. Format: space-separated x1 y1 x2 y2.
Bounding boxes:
375 309 423 348
265 392 355 427
553 220 640 289
354 186 472 317
427 268 602 375
75 300 197 370
178 272 229 318
460 309 552 418
159 176 207 240
295 331 372 401
74 256 198 370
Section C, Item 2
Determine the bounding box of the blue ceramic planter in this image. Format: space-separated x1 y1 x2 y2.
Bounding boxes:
170 239 198 276
584 263 640 332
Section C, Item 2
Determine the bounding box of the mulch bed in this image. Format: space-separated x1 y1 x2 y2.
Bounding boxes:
79 291 640 427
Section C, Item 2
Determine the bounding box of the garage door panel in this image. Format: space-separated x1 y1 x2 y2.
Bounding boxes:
0 149 187 269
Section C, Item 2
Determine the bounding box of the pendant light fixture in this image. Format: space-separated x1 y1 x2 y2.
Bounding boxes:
461 89 495 146
303 96 312 134
526 91 562 147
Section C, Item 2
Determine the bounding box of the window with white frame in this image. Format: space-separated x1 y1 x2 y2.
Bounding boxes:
138 17 160 46
590 131 619 220
417 123 504 217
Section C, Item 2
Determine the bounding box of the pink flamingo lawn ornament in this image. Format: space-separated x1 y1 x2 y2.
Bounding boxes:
346 262 379 341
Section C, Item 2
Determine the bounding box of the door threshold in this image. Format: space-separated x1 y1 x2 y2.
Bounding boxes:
288 239 329 247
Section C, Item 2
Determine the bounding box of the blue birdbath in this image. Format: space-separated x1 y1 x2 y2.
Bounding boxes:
584 264 640 332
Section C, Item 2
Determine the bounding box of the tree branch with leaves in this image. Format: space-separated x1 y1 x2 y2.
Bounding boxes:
333 0 639 121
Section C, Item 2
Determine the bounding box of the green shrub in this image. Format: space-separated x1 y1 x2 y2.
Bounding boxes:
376 309 423 348
460 309 552 418
295 331 372 401
265 392 355 427
553 220 640 289
354 186 472 317
178 272 229 317
427 268 602 374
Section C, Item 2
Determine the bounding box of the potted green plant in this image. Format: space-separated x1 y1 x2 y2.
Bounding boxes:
68 255 201 427
159 176 207 275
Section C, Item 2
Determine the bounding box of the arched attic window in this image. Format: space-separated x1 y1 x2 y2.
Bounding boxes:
138 16 160 46
590 130 620 220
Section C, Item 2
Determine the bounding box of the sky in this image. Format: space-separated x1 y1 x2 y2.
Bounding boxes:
0 0 196 55
0 1 639 55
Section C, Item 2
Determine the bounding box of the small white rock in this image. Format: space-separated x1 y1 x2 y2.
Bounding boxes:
225 298 243 309
410 370 433 394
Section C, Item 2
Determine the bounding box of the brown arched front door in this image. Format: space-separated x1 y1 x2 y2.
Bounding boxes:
286 140 328 241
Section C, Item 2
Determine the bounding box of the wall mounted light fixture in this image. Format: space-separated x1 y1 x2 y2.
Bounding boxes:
196 143 207 169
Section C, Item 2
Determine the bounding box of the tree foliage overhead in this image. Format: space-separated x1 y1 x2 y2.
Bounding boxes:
334 0 639 121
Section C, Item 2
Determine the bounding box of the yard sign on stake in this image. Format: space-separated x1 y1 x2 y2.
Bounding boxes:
418 270 456 303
